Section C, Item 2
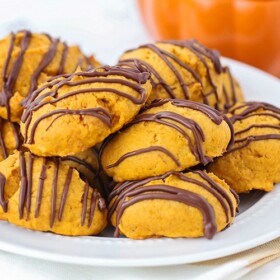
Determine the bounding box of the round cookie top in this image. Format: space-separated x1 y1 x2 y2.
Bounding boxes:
0 30 99 122
0 151 107 236
20 62 152 156
228 101 280 152
101 99 234 182
119 39 224 108
108 170 238 240
208 101 280 193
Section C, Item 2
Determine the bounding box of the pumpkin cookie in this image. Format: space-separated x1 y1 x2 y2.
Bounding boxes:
0 30 99 122
108 170 238 239
20 63 152 157
119 39 224 108
101 99 233 182
0 151 107 236
209 102 280 193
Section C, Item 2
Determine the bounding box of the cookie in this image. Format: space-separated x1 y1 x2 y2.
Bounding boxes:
0 118 20 161
119 39 224 108
208 102 280 193
220 66 244 112
0 151 107 236
0 30 99 122
20 63 152 157
108 170 238 239
101 99 233 182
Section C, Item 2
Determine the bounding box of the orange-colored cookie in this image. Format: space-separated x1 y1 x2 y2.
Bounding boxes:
0 30 100 122
0 151 107 236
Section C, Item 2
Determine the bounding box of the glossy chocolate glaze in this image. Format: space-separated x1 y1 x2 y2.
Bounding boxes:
121 39 222 107
21 63 151 144
27 108 112 144
222 66 238 111
0 121 21 160
107 146 181 168
61 155 97 176
4 152 106 228
0 172 7 212
228 102 280 153
1 31 31 120
0 30 94 120
108 170 238 240
102 99 234 170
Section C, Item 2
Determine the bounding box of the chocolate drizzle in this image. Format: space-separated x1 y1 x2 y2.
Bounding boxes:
21 63 151 144
14 152 105 228
0 172 7 212
121 39 222 107
18 151 28 219
58 42 69 75
27 108 112 144
107 146 181 168
25 153 34 220
108 170 238 239
50 158 59 228
0 119 8 159
28 39 59 100
227 102 280 153
61 155 97 176
0 121 20 159
222 66 238 111
102 99 234 170
58 167 73 221
0 30 94 120
81 184 89 226
81 185 106 227
1 31 31 120
35 157 48 218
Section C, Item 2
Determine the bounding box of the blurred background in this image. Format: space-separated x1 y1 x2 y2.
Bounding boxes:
0 0 151 64
0 0 279 77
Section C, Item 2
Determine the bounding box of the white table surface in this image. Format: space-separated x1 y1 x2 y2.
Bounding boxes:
0 0 279 279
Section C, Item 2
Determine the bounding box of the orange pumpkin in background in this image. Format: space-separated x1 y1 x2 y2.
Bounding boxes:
138 0 280 78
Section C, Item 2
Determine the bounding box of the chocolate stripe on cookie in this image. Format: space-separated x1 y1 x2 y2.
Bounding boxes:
222 66 237 111
227 102 280 153
8 152 105 227
107 146 181 169
26 108 112 144
122 39 221 106
101 99 234 169
21 64 150 144
50 158 59 228
0 172 7 212
61 156 98 177
109 171 238 239
25 153 34 220
19 151 28 219
88 188 106 227
128 111 209 164
0 31 31 120
35 157 48 218
0 120 20 159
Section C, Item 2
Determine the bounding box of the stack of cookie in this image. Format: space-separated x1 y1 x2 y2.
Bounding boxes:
0 30 279 240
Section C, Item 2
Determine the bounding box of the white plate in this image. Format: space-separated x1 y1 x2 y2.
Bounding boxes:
0 58 280 267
